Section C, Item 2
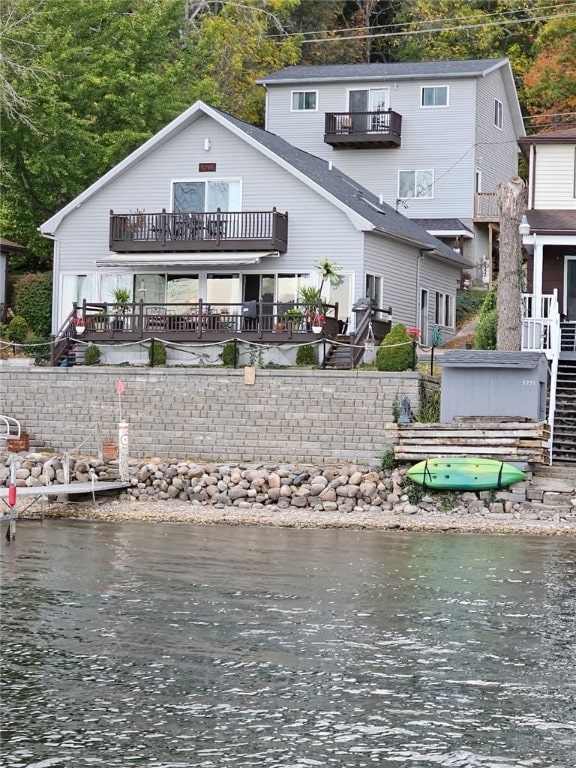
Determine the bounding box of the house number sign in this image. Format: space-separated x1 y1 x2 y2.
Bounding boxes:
198 163 216 172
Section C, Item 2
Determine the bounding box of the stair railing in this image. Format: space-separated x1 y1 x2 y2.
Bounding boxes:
547 291 561 465
0 415 21 442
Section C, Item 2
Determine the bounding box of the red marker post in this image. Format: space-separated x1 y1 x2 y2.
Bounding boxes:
7 460 17 542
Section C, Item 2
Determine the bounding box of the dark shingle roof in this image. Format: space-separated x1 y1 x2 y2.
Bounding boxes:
412 218 473 234
526 210 576 235
258 59 508 84
219 109 471 267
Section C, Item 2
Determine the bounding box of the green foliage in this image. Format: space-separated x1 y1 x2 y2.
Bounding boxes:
405 480 425 507
472 286 498 350
221 341 239 368
381 448 397 471
148 339 167 366
391 391 401 423
83 344 101 365
296 344 317 367
7 315 28 344
13 272 52 336
417 383 440 423
375 324 413 372
456 289 487 329
248 346 264 367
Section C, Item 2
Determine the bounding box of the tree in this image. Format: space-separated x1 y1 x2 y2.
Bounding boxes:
496 177 526 351
524 14 576 129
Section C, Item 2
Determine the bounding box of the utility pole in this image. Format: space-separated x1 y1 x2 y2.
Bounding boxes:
496 176 526 351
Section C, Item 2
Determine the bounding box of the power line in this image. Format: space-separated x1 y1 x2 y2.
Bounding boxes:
267 2 576 40
292 11 576 45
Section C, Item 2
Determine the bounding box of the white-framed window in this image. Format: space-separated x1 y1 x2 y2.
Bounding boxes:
421 85 449 108
172 179 241 212
494 98 503 130
365 274 383 307
291 91 317 111
435 291 455 328
398 170 434 199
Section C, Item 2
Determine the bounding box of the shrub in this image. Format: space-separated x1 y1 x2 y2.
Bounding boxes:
375 324 414 371
13 272 52 336
296 344 317 366
7 315 29 344
148 339 167 366
83 344 101 365
221 341 239 367
473 308 498 349
472 286 498 349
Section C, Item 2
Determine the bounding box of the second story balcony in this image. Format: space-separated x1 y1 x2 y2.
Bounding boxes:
324 110 402 149
109 209 288 253
474 192 499 223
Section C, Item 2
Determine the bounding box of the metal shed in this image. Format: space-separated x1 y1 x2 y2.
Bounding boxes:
439 350 549 423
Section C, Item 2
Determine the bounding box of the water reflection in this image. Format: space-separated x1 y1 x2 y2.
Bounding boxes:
1 521 575 767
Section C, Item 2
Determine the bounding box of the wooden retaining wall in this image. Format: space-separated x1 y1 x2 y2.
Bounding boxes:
392 419 550 466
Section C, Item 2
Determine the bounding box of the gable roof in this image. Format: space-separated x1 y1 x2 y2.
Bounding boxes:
258 58 524 138
257 58 509 83
40 101 470 268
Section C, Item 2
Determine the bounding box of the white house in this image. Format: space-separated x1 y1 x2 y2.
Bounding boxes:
40 101 469 365
519 127 576 464
258 58 525 285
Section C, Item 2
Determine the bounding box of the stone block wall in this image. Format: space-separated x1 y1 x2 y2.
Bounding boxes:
0 365 430 464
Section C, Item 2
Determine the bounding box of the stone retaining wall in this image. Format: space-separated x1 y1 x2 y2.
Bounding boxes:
0 365 431 464
2 454 575 523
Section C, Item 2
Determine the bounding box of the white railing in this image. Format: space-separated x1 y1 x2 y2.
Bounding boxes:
0 415 21 442
521 291 561 464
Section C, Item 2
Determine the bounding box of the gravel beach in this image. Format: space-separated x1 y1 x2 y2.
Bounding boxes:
28 497 576 536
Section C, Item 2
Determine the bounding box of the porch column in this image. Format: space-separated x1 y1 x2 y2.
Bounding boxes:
533 238 543 314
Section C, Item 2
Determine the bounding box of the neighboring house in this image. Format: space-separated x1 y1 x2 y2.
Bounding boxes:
0 237 26 322
257 58 525 285
519 127 576 464
40 101 469 365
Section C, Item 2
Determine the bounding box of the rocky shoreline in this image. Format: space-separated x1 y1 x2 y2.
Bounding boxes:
2 454 576 536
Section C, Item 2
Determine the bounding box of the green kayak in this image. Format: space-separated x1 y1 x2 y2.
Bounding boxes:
406 457 527 491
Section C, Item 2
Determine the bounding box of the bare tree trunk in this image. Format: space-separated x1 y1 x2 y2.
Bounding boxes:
496 176 526 351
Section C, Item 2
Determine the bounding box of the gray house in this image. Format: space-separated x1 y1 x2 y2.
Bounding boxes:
258 58 525 285
40 101 469 365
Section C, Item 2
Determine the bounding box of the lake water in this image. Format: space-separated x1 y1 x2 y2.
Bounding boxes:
1 520 576 768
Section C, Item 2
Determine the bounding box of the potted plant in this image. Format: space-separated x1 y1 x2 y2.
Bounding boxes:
311 310 326 334
284 308 303 329
72 317 86 335
112 288 131 329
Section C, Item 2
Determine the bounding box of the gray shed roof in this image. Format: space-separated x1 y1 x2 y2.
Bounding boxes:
220 109 471 266
258 59 508 84
439 350 548 369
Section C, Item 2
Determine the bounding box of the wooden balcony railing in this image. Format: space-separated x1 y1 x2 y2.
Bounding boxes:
474 192 499 222
55 300 341 355
109 209 288 253
324 110 402 149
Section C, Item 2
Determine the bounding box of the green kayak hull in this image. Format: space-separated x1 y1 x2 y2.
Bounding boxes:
406 457 527 491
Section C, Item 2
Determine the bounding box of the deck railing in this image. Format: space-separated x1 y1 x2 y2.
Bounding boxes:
109 209 288 253
474 192 499 222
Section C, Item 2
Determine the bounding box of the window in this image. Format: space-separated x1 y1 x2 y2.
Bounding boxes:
173 180 241 213
494 99 503 130
421 86 448 107
435 291 454 328
398 170 434 199
291 91 317 111
365 274 382 308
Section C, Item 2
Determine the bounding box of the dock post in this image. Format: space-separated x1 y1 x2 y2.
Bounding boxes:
119 422 129 482
6 457 18 542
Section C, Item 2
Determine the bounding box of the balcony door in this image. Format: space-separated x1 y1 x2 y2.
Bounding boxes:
173 180 241 213
349 88 390 132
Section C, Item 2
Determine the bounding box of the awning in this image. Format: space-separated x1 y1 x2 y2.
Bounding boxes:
95 251 280 268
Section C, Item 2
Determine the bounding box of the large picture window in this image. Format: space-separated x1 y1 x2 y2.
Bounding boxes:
173 180 241 213
398 170 434 199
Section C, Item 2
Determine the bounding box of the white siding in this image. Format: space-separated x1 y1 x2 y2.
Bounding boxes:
50 116 390 327
474 71 519 196
533 145 576 209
